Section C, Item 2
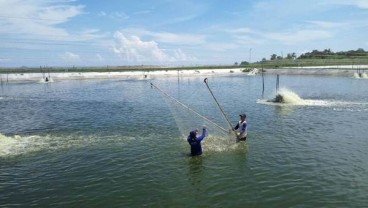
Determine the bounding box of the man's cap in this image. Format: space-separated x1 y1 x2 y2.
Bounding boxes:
190 130 198 137
239 114 246 117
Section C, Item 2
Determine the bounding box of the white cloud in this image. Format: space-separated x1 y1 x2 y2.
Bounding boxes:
98 11 107 16
228 27 253 34
118 28 205 45
252 0 325 16
133 10 151 15
307 21 349 29
253 1 271 10
113 32 168 62
0 0 106 43
0 0 84 34
96 54 104 62
98 11 129 20
224 27 264 46
0 57 11 63
205 43 238 52
37 4 84 25
329 0 368 9
355 0 368 9
61 52 80 62
154 32 205 45
234 35 264 46
264 29 332 44
172 49 196 61
112 31 195 63
112 12 129 20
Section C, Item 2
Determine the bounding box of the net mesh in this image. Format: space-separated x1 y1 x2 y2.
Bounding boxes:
151 80 237 148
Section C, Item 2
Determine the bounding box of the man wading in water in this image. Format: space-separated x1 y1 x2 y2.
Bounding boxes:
234 114 247 141
187 127 207 156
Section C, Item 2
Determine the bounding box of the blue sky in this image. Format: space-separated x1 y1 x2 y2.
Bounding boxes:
0 0 367 67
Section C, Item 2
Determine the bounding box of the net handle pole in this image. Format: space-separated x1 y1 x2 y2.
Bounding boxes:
203 78 238 139
262 63 265 98
150 82 228 133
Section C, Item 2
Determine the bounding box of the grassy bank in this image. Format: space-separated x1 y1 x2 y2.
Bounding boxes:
252 58 368 69
0 58 367 74
0 65 241 74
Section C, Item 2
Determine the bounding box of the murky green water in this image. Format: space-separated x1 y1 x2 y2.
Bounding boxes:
1 74 367 207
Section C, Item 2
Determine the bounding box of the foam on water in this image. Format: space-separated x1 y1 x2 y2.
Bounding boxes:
258 98 364 107
276 88 304 104
38 77 54 83
0 133 86 157
202 135 241 152
353 72 368 79
0 133 46 157
354 72 360 79
258 88 367 107
0 133 135 158
246 68 259 76
263 88 309 105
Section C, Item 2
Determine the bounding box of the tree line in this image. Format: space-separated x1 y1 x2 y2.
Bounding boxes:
237 48 368 65
297 48 368 59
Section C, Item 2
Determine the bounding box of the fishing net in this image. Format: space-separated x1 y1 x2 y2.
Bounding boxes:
151 80 237 148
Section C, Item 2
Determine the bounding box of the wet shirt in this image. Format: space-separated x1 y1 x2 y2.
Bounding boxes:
235 120 247 138
187 129 206 156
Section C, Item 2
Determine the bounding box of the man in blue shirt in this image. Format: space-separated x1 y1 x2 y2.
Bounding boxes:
187 127 207 156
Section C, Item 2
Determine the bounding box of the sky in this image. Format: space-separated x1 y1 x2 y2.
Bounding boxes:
0 0 367 67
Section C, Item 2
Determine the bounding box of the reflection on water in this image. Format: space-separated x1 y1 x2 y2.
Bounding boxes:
188 156 204 190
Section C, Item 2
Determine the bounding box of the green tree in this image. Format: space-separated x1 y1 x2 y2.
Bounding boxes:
270 54 277 60
356 48 365 53
292 52 297 59
286 53 293 59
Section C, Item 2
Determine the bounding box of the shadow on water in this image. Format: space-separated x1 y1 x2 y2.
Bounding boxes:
187 156 204 191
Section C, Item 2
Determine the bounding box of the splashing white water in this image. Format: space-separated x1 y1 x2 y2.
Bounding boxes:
258 88 367 107
0 133 92 157
281 91 301 104
0 134 47 157
39 77 54 83
0 133 132 158
353 72 368 79
354 72 360 79
202 135 241 152
265 88 308 105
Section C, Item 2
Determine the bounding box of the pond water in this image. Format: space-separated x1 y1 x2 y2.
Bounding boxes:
1 73 367 207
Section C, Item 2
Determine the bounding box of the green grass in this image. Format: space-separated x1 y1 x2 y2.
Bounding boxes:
249 58 368 70
0 58 367 74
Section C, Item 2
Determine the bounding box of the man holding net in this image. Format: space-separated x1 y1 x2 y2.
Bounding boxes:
234 114 247 141
187 127 207 156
